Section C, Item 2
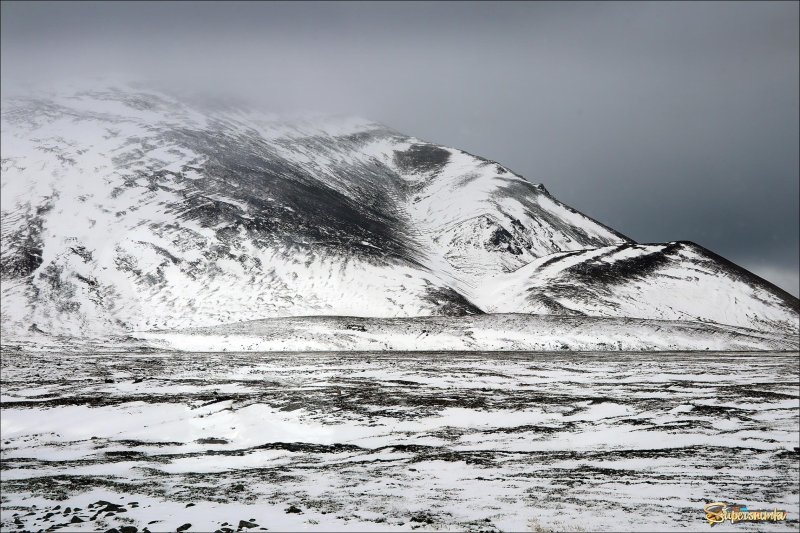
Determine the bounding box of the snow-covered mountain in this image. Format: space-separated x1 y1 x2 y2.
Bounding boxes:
1 82 797 341
479 242 799 335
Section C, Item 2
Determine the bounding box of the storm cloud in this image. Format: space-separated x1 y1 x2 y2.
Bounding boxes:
2 1 798 295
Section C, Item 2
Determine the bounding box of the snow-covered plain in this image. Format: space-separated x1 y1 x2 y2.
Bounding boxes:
1 349 798 532
136 314 799 353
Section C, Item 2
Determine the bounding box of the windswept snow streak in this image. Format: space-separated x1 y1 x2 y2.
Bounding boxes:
138 315 798 353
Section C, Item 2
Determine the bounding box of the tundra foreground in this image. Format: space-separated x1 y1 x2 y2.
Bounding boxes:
1 350 798 532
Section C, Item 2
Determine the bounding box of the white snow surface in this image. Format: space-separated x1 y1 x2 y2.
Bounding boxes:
135 315 798 353
479 243 800 335
1 350 798 531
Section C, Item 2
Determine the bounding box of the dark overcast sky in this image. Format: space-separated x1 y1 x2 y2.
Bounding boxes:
2 1 798 295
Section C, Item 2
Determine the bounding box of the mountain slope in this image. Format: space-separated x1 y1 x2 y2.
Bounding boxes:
477 242 799 335
1 82 797 340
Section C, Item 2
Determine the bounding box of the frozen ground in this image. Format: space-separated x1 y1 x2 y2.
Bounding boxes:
134 315 799 353
1 350 798 532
